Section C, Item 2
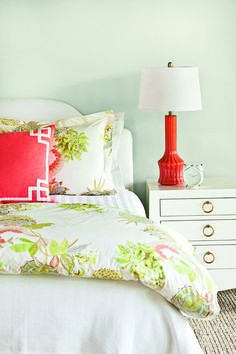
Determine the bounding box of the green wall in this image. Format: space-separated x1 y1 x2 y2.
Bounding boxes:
0 0 236 206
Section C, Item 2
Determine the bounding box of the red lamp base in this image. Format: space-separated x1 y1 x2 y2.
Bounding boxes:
158 114 184 185
158 152 184 185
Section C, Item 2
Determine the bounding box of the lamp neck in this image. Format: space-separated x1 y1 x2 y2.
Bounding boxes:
165 114 177 153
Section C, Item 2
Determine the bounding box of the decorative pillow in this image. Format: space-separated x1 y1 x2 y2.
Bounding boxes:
53 112 125 194
50 115 113 195
0 111 125 195
0 126 55 203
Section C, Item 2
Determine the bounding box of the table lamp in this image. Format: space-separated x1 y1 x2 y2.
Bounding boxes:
139 62 202 185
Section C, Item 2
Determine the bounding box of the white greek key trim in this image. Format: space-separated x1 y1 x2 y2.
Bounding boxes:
0 127 52 202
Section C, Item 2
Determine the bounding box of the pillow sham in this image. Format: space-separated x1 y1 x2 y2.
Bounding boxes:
0 111 124 195
53 112 125 194
50 115 113 195
0 126 55 203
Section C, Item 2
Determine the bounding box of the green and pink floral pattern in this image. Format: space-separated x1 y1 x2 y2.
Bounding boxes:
0 203 219 319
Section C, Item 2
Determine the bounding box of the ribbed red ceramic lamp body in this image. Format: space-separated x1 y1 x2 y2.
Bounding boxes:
158 115 184 185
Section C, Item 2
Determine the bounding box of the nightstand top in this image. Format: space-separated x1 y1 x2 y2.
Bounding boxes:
147 178 236 196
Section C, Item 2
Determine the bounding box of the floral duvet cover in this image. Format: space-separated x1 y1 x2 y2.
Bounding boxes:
0 203 219 319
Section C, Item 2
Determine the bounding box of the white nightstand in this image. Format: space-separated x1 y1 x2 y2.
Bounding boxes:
146 178 236 291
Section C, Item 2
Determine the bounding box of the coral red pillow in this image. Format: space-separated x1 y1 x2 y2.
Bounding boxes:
0 126 55 203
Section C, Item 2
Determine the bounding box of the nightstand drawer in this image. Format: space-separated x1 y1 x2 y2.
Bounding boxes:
160 198 236 217
195 244 236 269
161 220 236 242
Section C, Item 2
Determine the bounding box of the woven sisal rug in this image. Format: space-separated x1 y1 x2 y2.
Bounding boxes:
188 289 236 353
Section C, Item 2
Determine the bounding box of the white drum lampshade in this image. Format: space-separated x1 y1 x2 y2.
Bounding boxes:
139 66 202 112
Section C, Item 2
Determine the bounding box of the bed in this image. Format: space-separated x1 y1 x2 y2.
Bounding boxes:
0 99 218 354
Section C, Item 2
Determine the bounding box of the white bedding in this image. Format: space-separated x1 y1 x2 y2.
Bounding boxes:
0 201 207 354
1 276 203 354
52 189 146 217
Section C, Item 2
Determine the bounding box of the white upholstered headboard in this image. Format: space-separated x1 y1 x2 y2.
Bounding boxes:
0 99 133 191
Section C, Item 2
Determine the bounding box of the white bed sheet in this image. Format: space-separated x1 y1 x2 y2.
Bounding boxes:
1 275 203 354
52 190 146 217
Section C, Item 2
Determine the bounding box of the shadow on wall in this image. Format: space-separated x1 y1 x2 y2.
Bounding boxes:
54 73 141 124
133 180 148 215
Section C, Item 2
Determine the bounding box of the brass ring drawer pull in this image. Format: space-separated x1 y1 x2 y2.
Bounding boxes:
203 251 215 264
203 225 214 237
202 201 214 213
